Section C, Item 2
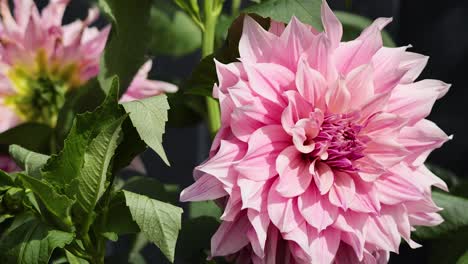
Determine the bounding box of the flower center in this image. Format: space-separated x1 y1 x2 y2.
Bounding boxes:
4 50 77 127
312 113 365 171
5 70 68 127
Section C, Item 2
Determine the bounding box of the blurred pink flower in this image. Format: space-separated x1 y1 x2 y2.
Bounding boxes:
0 0 110 129
181 2 450 263
120 60 178 103
0 154 19 172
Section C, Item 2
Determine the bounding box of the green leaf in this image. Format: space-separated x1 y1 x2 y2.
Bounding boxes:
123 176 179 204
414 192 468 240
0 123 52 154
123 190 183 263
75 115 126 213
458 250 468 264
122 95 170 165
102 192 139 236
189 200 222 219
244 0 323 30
0 170 15 188
18 174 74 229
0 213 74 264
9 145 49 178
65 250 89 264
98 0 153 94
184 55 217 98
41 77 123 188
176 216 220 263
149 5 202 57
335 11 395 47
55 79 106 146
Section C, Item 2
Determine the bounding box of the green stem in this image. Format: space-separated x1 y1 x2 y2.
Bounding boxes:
202 0 222 139
231 0 241 16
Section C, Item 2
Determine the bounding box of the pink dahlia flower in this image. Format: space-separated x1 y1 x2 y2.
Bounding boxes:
0 154 19 172
181 2 451 263
120 60 178 103
0 0 110 129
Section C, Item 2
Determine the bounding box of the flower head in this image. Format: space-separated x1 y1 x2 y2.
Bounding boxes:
181 2 450 263
0 0 110 129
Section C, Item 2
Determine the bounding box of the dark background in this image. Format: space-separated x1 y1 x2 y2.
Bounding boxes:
37 0 468 263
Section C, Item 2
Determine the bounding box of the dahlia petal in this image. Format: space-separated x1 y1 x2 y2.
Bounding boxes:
310 227 341 264
276 146 313 197
296 57 327 108
215 60 246 93
307 33 333 78
81 25 110 59
362 112 407 137
409 212 443 226
346 64 374 107
126 157 147 175
399 119 451 166
387 80 450 125
349 181 381 213
197 139 246 192
269 20 285 36
247 209 270 258
335 25 383 74
211 213 251 257
384 205 421 249
366 214 401 253
282 222 310 256
328 171 356 210
414 165 448 191
375 170 424 205
311 161 335 195
359 17 392 40
268 180 304 233
298 185 338 232
321 0 342 50
281 90 315 134
400 51 429 83
221 187 242 221
244 62 294 104
372 46 408 93
326 79 351 113
236 125 290 181
179 174 227 202
279 16 315 70
239 16 276 62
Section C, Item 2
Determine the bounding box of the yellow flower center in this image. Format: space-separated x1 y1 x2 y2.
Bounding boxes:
4 49 82 127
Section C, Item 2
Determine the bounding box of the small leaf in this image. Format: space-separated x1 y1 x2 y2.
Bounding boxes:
122 95 170 165
65 250 89 264
0 123 52 154
123 190 183 263
9 145 49 178
98 0 153 94
414 192 468 240
18 174 74 230
189 201 222 219
75 115 126 213
244 0 323 30
0 213 74 264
